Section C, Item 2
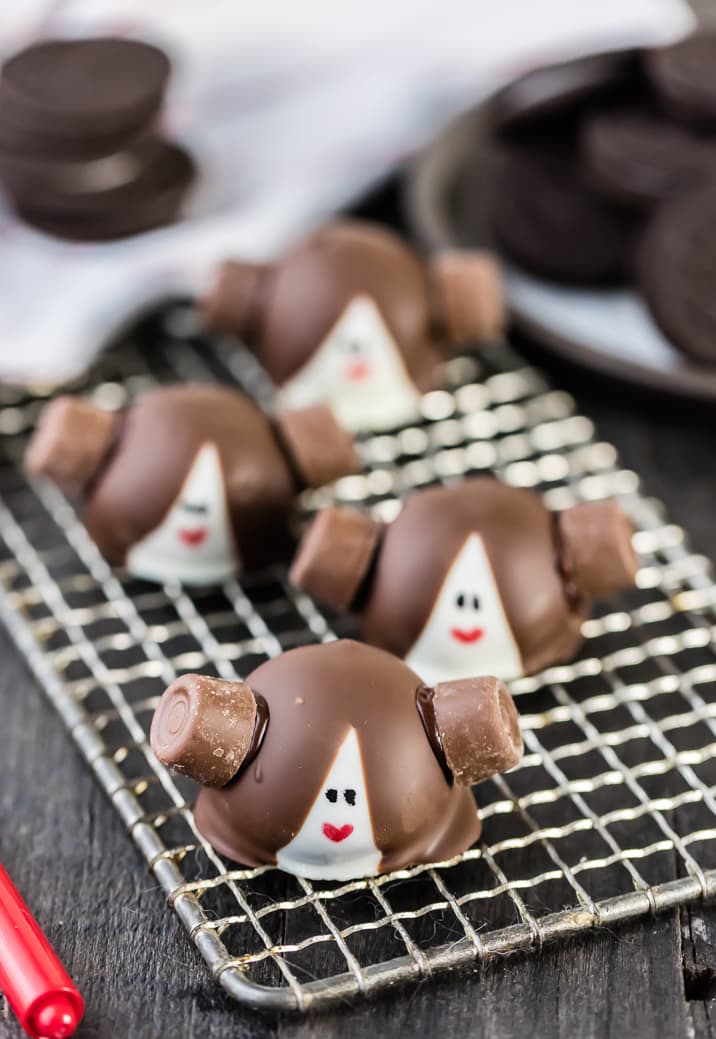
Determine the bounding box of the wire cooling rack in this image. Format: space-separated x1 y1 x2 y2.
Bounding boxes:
0 305 715 1013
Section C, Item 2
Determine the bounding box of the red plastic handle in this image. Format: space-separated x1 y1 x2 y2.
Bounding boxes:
0 864 83 1039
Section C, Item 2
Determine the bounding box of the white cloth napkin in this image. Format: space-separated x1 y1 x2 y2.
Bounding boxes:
0 0 695 384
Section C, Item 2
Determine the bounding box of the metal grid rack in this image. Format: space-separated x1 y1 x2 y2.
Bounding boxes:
0 305 715 1013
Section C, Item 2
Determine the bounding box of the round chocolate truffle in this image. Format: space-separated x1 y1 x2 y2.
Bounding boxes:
25 384 361 586
150 640 523 879
202 220 505 433
292 480 640 682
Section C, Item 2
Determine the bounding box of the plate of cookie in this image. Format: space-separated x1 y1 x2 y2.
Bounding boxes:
405 33 716 401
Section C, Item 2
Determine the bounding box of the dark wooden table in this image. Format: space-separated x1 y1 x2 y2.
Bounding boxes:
2 191 716 1038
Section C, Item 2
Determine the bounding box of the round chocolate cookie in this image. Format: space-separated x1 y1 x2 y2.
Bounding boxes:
636 186 716 365
0 38 170 157
0 108 155 163
487 50 641 140
646 31 716 128
0 101 157 162
0 135 163 208
14 142 195 241
581 107 716 210
489 145 636 284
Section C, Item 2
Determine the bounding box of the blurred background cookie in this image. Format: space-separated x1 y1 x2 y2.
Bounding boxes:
489 144 637 284
0 136 162 206
0 38 170 156
636 185 716 365
646 30 716 127
408 18 716 395
580 106 716 209
13 142 196 241
486 50 641 141
0 37 194 241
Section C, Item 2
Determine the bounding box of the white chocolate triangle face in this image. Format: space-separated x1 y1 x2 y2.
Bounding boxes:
126 443 239 586
405 534 523 684
276 727 381 880
278 295 422 433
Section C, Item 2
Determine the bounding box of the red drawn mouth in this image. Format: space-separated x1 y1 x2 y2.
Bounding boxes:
322 823 354 843
450 627 484 644
178 527 208 547
345 361 372 382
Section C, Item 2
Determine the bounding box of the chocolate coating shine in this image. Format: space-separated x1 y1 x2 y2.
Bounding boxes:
151 641 522 879
292 480 639 681
203 221 505 432
26 385 360 585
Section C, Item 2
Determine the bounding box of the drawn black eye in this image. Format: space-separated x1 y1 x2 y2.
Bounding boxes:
345 339 363 354
182 502 208 515
472 594 480 610
344 789 356 806
325 788 338 803
455 592 466 608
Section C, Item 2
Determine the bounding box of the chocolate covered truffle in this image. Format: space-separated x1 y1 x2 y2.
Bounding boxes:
202 220 505 433
25 384 360 585
291 479 640 682
150 640 523 879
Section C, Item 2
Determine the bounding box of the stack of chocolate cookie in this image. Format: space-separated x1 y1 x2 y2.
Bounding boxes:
486 31 716 365
0 37 195 241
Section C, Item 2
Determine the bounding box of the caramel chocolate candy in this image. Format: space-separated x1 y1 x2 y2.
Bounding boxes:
202 220 505 433
291 479 640 683
25 385 361 586
150 640 523 879
490 144 636 286
151 674 259 788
